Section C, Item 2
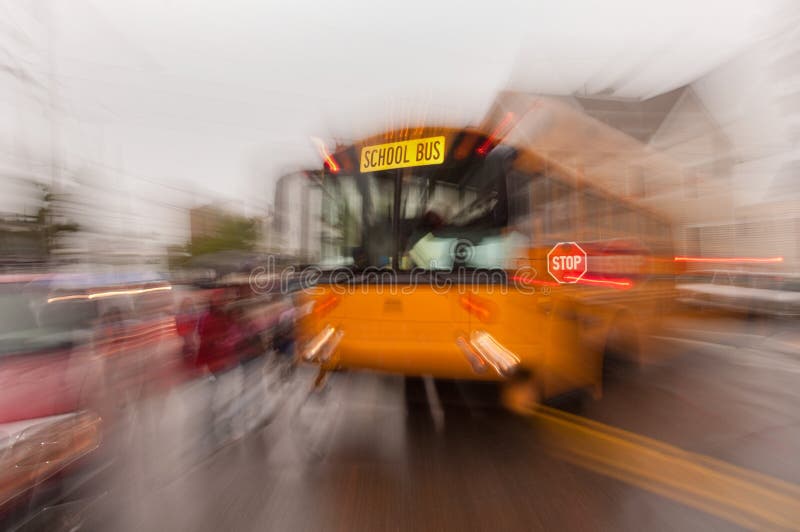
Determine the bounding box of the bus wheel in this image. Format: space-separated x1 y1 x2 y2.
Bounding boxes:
500 373 541 415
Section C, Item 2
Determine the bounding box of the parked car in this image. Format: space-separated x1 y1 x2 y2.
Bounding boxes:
677 270 800 317
45 272 184 397
0 270 184 530
0 275 103 530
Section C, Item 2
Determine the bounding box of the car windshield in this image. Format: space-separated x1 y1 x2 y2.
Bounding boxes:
0 277 109 356
0 286 94 355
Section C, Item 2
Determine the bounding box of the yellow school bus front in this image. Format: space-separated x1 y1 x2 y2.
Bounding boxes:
297 272 605 398
299 284 483 379
291 125 673 406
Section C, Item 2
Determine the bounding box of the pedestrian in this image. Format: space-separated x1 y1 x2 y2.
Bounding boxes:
176 297 200 374
196 288 242 445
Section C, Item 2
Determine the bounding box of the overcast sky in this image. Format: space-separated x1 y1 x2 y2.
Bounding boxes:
1 0 788 242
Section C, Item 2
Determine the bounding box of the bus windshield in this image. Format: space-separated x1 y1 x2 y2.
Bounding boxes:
315 145 524 271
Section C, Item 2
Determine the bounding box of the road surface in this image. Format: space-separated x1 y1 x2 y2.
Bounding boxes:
79 314 800 531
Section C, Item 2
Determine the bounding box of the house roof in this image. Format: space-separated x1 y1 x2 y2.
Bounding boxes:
555 87 688 144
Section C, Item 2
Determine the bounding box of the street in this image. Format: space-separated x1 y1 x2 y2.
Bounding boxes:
84 315 800 531
2 2 799 531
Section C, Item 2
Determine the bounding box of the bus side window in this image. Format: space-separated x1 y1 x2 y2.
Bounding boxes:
546 178 575 237
650 216 665 242
618 206 637 239
581 191 607 241
507 171 533 234
658 221 672 243
530 174 547 244
597 196 611 240
646 215 661 242
321 176 362 263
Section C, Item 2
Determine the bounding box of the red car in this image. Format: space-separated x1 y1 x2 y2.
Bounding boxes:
0 272 183 529
0 276 102 528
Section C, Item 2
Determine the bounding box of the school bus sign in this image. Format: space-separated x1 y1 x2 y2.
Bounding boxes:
360 136 445 172
547 241 588 284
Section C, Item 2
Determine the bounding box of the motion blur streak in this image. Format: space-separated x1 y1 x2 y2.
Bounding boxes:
1 0 800 529
508 275 559 287
459 294 494 322
528 405 800 530
674 256 785 264
476 111 515 155
302 324 338 362
311 137 340 173
0 412 102 507
564 275 634 289
469 331 520 377
47 285 173 303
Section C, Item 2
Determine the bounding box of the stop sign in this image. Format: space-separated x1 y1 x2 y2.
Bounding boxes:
547 241 588 284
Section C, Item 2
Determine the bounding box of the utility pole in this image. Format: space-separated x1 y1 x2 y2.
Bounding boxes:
43 0 60 192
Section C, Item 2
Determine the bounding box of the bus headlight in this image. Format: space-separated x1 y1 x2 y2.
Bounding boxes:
468 331 520 377
301 325 343 363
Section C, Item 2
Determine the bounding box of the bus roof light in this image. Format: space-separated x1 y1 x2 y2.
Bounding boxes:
312 137 340 174
476 112 515 156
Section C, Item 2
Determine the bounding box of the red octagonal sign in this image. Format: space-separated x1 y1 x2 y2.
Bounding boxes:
547 241 588 284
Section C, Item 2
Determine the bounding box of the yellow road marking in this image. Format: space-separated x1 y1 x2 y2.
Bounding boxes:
528 405 800 530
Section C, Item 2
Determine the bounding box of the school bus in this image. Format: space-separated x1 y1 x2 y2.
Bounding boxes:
281 94 677 412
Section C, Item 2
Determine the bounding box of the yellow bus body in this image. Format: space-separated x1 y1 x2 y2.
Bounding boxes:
295 100 678 400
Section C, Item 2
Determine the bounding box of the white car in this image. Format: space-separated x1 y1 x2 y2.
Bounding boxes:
677 270 800 317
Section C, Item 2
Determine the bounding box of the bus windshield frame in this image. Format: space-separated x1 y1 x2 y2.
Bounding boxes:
313 144 517 272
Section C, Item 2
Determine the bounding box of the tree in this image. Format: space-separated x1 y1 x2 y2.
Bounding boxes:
35 183 79 254
186 214 259 258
